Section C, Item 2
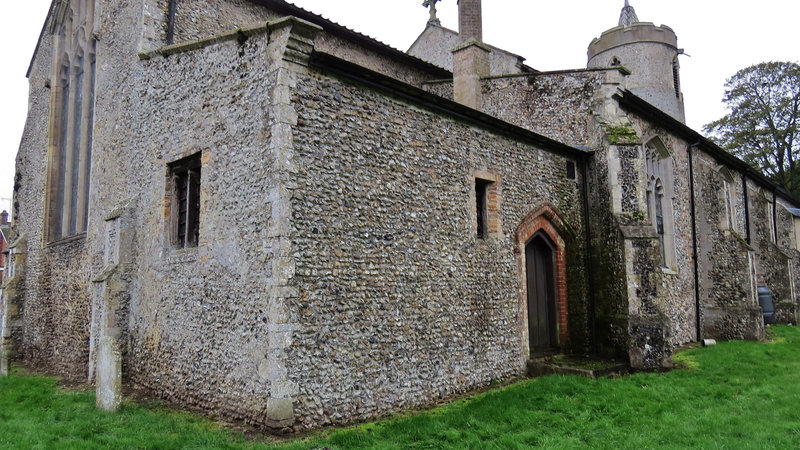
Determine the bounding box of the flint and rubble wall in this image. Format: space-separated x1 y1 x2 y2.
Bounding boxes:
747 185 794 322
13 27 93 379
623 115 697 347
693 153 762 340
172 0 442 85
113 32 291 425
289 67 590 427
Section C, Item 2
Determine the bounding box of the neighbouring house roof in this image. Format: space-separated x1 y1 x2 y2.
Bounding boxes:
0 226 9 249
614 89 800 206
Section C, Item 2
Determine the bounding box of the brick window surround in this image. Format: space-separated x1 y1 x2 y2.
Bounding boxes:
473 170 502 239
515 204 569 351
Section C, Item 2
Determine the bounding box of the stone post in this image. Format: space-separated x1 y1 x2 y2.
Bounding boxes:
91 200 136 411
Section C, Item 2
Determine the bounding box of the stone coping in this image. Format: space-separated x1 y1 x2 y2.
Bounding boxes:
138 17 322 61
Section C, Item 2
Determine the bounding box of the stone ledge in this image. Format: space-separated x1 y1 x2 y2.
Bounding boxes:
139 22 272 60
451 37 492 54
527 356 629 379
619 225 657 239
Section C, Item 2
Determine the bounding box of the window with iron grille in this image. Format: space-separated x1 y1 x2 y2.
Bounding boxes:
169 154 201 248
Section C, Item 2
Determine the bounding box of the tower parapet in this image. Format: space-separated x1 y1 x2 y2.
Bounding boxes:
588 2 685 123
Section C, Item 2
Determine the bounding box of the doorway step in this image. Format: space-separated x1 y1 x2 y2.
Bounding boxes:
527 355 628 379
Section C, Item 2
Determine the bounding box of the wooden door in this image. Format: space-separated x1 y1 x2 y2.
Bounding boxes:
526 234 558 353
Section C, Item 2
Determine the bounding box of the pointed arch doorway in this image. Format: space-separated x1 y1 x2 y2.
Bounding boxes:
516 204 569 357
526 232 558 351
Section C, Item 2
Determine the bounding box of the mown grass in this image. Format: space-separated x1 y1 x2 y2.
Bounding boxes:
3 326 800 449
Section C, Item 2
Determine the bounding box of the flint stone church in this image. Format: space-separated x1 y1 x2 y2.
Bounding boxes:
3 0 800 429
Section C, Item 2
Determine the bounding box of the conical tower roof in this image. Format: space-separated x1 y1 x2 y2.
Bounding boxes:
618 0 639 27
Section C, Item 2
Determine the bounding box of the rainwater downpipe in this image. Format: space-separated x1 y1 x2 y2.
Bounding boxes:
687 142 702 341
742 174 751 245
167 0 177 45
580 154 597 353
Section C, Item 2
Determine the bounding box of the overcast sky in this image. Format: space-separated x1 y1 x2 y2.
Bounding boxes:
1 0 799 218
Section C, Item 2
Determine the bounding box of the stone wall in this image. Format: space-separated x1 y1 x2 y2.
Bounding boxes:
11 23 94 379
171 0 443 86
289 64 589 427
773 199 799 323
748 186 796 324
480 71 607 147
623 115 697 347
119 29 288 425
407 24 527 75
694 154 762 340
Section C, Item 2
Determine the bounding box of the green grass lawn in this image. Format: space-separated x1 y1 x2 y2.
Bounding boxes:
3 326 800 449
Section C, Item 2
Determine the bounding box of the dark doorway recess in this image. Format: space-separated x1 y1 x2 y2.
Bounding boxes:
526 232 558 353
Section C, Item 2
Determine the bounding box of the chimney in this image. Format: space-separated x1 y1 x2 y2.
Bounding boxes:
0 210 8 226
458 0 482 42
452 0 490 109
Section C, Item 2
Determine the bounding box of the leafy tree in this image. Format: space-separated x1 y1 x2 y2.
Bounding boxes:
704 61 800 194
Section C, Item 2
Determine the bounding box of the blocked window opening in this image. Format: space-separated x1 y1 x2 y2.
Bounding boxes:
169 154 202 248
474 171 501 239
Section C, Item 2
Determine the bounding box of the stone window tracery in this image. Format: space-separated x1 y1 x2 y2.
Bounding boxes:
645 138 676 269
47 0 97 241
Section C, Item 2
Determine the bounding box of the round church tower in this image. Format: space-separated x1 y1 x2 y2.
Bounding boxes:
588 1 685 123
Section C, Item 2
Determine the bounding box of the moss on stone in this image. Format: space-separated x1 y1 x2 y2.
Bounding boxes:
603 124 640 145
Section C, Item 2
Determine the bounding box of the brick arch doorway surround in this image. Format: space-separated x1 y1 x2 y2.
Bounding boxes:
516 204 569 356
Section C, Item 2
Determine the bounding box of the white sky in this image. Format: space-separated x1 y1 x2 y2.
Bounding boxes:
1 0 799 218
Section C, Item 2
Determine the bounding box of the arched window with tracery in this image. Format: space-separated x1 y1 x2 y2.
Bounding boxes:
645 138 676 269
47 0 96 241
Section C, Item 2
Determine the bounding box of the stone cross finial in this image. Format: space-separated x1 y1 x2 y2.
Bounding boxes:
423 0 441 25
